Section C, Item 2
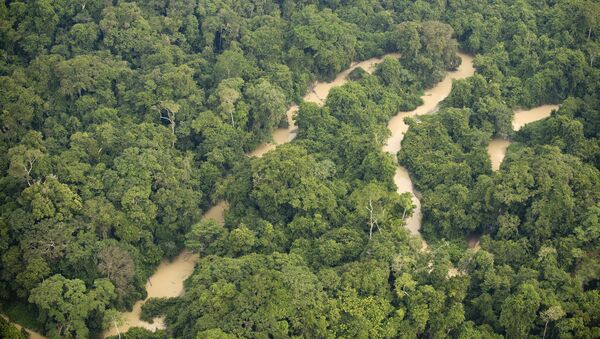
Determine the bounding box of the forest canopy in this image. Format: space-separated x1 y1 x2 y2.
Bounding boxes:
0 0 599 338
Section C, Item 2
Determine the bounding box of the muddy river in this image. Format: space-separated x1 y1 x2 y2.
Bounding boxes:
487 104 560 170
23 48 553 339
250 53 401 157
383 52 475 236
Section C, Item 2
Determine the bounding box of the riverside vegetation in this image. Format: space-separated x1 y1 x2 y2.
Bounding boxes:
0 1 599 338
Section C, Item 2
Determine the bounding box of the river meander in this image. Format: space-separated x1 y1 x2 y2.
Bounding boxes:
383 52 475 236
102 51 488 337
106 52 479 336
487 104 560 171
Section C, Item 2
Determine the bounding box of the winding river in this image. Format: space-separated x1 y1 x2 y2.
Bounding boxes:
84 51 480 337
105 52 478 336
487 104 560 170
383 52 475 236
250 53 401 157
15 49 558 338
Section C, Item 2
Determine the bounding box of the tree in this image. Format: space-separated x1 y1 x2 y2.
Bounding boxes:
335 288 395 338
0 76 44 143
20 176 82 222
472 96 513 138
154 100 180 147
499 283 541 338
575 0 600 40
213 45 256 82
97 244 135 302
247 144 337 224
291 5 357 79
0 316 27 339
164 253 334 338
241 17 286 65
68 22 100 54
210 77 246 128
392 22 422 59
350 182 413 239
421 184 478 238
83 198 124 239
8 145 44 186
99 2 158 63
541 305 565 339
245 78 287 139
55 54 128 98
29 275 115 338
102 308 123 339
227 225 256 256
393 21 460 87
15 256 51 298
185 219 228 256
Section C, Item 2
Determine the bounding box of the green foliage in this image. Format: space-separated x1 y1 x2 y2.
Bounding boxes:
185 219 228 256
0 301 43 334
140 298 177 323
1 0 599 338
167 253 336 338
499 283 541 338
0 316 27 339
399 108 492 193
28 275 116 338
392 20 460 88
291 5 358 80
108 326 167 339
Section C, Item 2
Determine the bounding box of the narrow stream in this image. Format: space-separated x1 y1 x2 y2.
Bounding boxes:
487 104 560 171
383 52 475 236
488 138 512 171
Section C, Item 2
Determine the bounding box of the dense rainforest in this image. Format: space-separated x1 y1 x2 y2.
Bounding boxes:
0 0 599 338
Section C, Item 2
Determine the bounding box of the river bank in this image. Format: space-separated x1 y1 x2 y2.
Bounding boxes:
383 53 476 237
0 314 46 339
487 104 560 170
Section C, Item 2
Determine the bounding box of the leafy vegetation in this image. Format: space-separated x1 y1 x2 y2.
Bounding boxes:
0 0 598 338
0 315 27 339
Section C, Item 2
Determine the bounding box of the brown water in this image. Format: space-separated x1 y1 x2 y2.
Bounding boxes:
103 251 197 336
513 105 560 131
487 104 560 171
201 201 229 225
488 138 511 171
250 53 402 157
476 105 559 249
249 105 299 157
106 55 403 337
384 53 475 236
103 202 228 337
304 53 402 106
